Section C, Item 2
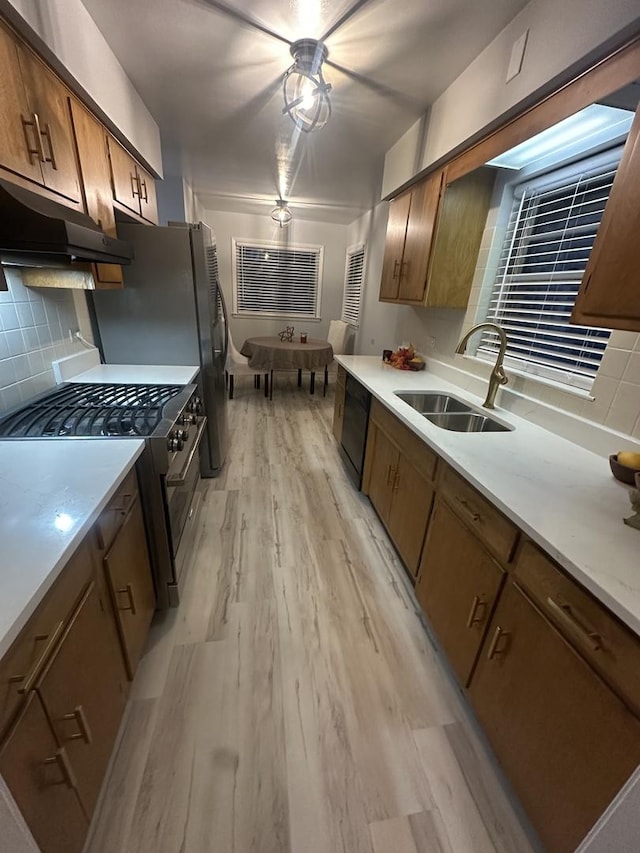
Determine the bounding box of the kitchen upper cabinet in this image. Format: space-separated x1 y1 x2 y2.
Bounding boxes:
0 24 80 203
415 499 506 685
36 579 127 818
379 171 443 303
571 100 640 332
363 400 437 577
469 579 640 853
107 135 158 224
0 692 88 853
379 168 494 308
68 98 124 288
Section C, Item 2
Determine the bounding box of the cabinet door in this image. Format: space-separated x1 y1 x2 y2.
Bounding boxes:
332 375 346 442
366 424 398 524
386 452 434 576
37 580 127 819
415 500 504 684
68 99 123 288
469 581 640 853
379 191 411 300
137 163 158 224
104 496 156 679
0 692 87 853
571 103 640 332
107 136 142 215
397 171 443 302
0 25 43 184
17 46 81 203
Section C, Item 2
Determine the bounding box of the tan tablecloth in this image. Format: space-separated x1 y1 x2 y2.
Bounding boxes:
240 337 333 371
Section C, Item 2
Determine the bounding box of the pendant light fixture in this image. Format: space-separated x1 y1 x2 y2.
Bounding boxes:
282 39 332 132
271 199 292 228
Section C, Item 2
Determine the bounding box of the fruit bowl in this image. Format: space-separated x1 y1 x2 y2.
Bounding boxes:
609 454 640 486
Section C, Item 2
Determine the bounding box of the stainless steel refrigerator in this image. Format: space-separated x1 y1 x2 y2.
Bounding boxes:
89 221 228 476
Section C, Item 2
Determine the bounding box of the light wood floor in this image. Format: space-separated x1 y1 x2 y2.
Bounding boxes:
86 374 539 853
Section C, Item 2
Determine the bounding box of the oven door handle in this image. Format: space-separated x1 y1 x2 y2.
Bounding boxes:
165 417 207 487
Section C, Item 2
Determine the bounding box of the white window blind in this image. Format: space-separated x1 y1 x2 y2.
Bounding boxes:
478 151 621 390
233 239 323 318
341 243 365 327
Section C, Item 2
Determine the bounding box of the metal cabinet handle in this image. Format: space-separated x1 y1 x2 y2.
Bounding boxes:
547 597 602 652
116 583 137 616
392 259 401 279
400 260 408 279
62 704 93 745
44 747 77 789
21 112 46 164
131 173 141 198
40 122 57 169
466 595 486 628
10 621 65 694
455 495 481 523
487 625 510 659
139 177 148 202
386 464 394 486
392 469 400 494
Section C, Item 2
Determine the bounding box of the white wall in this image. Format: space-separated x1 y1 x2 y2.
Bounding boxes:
202 208 349 347
4 0 162 174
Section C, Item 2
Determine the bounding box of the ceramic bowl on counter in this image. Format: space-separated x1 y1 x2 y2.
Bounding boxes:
609 454 640 486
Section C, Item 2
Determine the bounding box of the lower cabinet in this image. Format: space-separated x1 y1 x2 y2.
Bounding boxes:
363 402 437 576
415 499 505 685
469 579 640 853
0 692 88 853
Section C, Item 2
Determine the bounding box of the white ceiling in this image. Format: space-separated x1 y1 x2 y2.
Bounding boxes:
80 0 530 223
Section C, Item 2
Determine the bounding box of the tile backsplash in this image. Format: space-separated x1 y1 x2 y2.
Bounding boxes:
0 270 88 412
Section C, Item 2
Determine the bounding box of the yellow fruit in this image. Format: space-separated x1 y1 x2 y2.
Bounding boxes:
617 450 640 469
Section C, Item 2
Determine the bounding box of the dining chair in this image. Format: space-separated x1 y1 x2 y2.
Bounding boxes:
225 329 265 399
323 319 351 395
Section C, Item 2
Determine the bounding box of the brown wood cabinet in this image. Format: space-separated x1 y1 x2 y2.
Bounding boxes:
363 400 437 576
37 579 127 817
379 168 493 308
68 98 124 288
107 135 158 223
103 495 156 679
332 365 346 442
469 579 640 853
415 499 506 685
571 101 640 333
0 692 88 853
0 22 81 203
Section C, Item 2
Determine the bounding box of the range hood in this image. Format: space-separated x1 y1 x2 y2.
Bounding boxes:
0 179 134 266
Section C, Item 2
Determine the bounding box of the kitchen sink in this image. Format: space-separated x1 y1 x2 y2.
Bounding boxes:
394 391 513 433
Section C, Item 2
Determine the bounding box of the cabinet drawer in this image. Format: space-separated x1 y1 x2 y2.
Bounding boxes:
440 466 518 564
369 399 438 483
95 467 138 552
0 539 95 738
514 540 640 715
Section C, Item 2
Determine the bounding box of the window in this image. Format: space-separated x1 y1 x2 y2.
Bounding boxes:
232 239 323 318
477 149 623 390
341 243 366 327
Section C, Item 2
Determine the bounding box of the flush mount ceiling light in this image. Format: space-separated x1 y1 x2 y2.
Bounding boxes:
282 38 332 133
271 199 292 228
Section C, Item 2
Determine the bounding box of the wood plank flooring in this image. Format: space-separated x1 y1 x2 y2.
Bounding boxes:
86 374 538 853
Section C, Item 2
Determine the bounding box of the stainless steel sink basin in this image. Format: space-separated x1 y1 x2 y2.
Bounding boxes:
394 391 513 433
394 392 472 414
425 412 511 432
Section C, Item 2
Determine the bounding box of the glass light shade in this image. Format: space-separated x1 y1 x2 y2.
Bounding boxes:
282 39 332 132
271 200 292 227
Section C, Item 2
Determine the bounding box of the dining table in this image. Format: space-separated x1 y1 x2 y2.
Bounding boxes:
240 336 334 399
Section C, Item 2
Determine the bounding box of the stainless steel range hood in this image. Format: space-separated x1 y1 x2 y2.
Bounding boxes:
0 179 134 266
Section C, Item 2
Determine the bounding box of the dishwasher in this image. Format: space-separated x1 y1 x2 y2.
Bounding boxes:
340 373 371 488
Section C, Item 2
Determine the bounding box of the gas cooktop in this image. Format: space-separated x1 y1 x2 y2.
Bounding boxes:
0 383 185 438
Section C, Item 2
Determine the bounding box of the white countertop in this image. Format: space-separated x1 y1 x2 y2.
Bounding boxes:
71 364 199 385
0 439 145 658
338 356 640 635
